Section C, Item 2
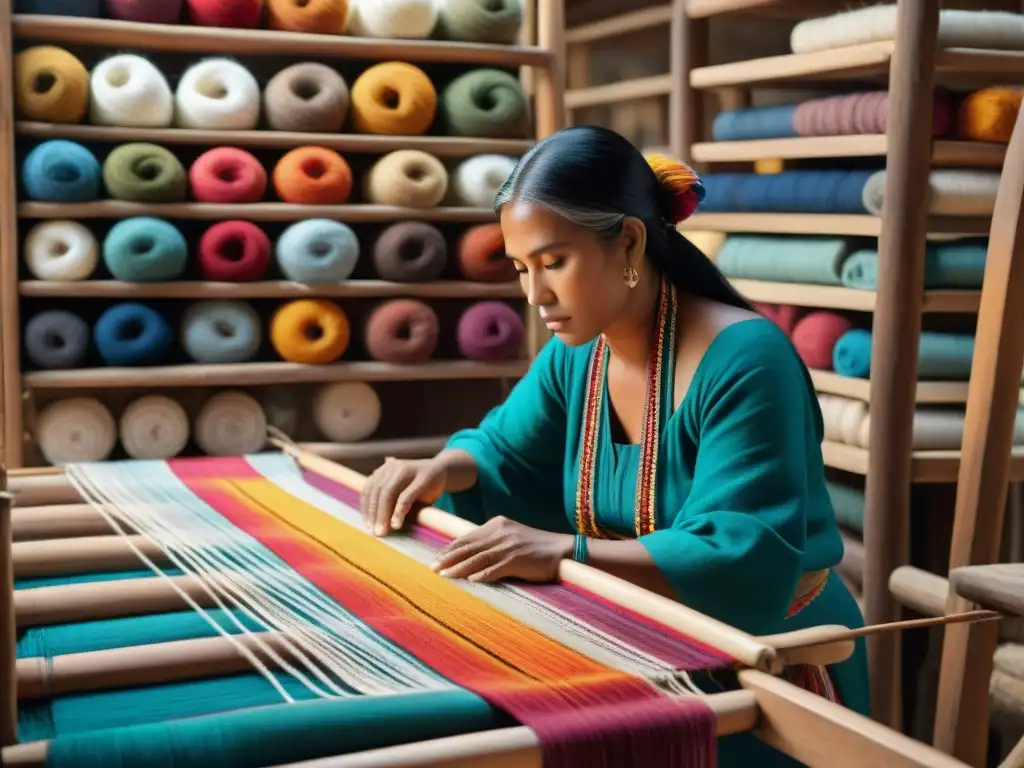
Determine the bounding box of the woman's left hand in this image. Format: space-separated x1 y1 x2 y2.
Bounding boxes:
431 516 574 584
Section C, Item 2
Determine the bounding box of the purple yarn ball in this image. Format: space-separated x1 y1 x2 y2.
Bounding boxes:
457 301 524 362
105 0 183 23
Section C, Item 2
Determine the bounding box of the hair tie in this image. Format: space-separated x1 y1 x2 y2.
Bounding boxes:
645 152 705 224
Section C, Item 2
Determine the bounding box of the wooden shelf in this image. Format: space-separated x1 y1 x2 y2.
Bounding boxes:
300 436 448 462
728 279 981 313
20 280 524 300
18 202 495 222
691 136 1006 166
11 15 553 67
680 213 990 237
822 441 1024 482
23 360 530 390
566 6 671 44
810 370 970 403
565 74 672 110
686 0 848 18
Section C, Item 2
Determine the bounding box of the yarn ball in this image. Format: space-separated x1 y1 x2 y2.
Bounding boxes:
21 140 101 202
103 217 188 282
102 142 188 203
435 0 522 43
449 154 517 207
194 390 267 457
347 0 437 38
456 301 523 361
645 153 704 223
15 0 101 16
197 220 272 281
90 54 174 128
372 221 447 283
23 220 99 281
791 311 854 370
189 147 267 204
181 300 262 364
312 381 381 442
36 398 117 466
175 58 261 130
363 149 447 208
364 299 438 363
264 63 350 133
186 0 261 27
14 46 89 124
349 62 436 136
106 0 182 22
456 223 516 282
266 0 347 34
273 146 353 205
959 87 1024 143
24 309 91 369
270 299 351 364
276 219 360 282
441 69 531 138
92 302 174 366
119 394 190 460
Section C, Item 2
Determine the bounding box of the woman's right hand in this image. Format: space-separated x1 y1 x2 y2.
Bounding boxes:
359 456 449 536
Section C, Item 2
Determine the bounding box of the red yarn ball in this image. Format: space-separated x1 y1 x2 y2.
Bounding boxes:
106 0 183 23
186 0 261 27
190 147 267 204
197 221 271 282
791 311 854 370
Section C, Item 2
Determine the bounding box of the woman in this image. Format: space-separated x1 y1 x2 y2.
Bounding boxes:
359 125 869 765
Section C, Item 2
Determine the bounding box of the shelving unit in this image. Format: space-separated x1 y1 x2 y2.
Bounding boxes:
0 0 566 471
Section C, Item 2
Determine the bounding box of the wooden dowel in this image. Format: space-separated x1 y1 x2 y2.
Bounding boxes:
12 504 116 540
1 473 16 749
12 534 168 579
8 474 80 508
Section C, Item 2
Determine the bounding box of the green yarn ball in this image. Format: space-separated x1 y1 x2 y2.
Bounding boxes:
436 0 523 44
441 68 531 139
103 142 187 203
103 216 188 282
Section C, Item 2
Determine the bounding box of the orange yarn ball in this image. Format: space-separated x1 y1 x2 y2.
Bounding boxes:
273 146 353 205
457 223 517 282
266 0 347 34
270 299 350 364
349 62 437 136
959 87 1023 143
14 46 89 124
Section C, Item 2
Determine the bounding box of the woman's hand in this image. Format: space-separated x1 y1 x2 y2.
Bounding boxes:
360 457 448 536
430 516 574 584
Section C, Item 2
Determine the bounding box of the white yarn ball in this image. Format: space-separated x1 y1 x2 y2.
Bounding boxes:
23 220 99 281
119 395 190 460
450 154 518 207
90 54 174 128
175 58 261 130
194 390 267 456
312 381 381 442
347 0 438 38
36 397 117 465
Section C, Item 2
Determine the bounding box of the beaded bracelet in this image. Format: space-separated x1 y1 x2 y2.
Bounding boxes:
572 533 588 563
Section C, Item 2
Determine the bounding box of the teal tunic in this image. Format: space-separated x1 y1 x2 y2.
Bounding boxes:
437 316 869 766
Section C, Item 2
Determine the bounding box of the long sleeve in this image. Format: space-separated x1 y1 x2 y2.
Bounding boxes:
639 329 826 636
436 338 574 533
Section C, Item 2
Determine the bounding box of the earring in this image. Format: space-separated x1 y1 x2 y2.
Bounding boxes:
623 266 639 289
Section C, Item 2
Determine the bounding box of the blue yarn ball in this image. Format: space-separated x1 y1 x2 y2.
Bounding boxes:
181 301 262 364
21 140 102 202
93 302 174 366
103 217 188 282
14 0 100 15
275 219 360 283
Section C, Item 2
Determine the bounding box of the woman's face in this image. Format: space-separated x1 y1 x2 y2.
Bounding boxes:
499 201 645 346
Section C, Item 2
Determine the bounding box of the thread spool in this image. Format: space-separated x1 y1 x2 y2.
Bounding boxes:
103 217 188 282
93 302 174 366
349 62 436 136
457 223 516 281
103 142 188 203
363 150 447 208
456 301 523 361
106 0 182 22
181 300 262 363
372 221 447 282
312 381 381 442
441 69 530 138
119 395 190 460
90 54 174 127
436 0 522 44
189 147 267 204
264 63 350 133
175 58 261 130
14 46 89 124
21 139 101 202
273 146 353 205
194 390 267 456
266 0 347 34
24 310 90 369
347 0 437 38
270 299 351 364
364 299 439 363
197 221 272 281
186 0 261 27
276 219 360 282
36 398 117 465
23 220 99 281
450 154 517 206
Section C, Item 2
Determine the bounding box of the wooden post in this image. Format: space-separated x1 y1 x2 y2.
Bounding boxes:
0 460 16 748
669 0 707 166
861 0 939 730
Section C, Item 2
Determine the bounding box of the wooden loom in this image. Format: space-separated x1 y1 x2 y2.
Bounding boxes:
0 442 1004 768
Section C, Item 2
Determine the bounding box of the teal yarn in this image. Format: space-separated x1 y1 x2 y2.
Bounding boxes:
275 219 360 283
21 140 101 202
441 69 531 138
840 241 988 290
103 217 188 282
714 235 849 285
93 302 174 366
833 329 976 380
181 300 262 363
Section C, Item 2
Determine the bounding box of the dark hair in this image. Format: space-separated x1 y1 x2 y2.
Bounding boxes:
494 125 753 311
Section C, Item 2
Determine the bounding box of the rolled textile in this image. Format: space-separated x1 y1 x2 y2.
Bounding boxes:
710 104 798 142
713 235 849 285
190 147 267 204
264 63 350 133
818 393 869 447
364 299 439 363
197 221 272 281
181 300 262 364
699 170 873 214
274 146 353 205
349 62 436 136
790 311 853 370
793 90 951 138
833 329 975 380
23 309 90 369
107 0 182 22
959 86 1023 143
266 0 346 33
449 154 517 207
861 169 1000 217
435 0 522 44
275 219 360 283
270 299 351 364
119 394 190 460
92 302 174 366
363 150 447 208
456 301 523 362
456 223 516 282
440 69 531 138
21 139 101 202
312 381 381 442
372 221 447 282
102 217 188 282
36 397 117 465
175 58 261 130
839 240 988 290
102 142 188 203
23 220 99 281
826 480 865 533
89 54 174 128
194 390 267 457
186 0 261 27
346 0 437 38
14 46 89 124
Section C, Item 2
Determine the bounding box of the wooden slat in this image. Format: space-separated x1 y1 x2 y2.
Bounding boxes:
18 202 495 222
726 279 981 314
809 370 970 404
692 136 1006 166
565 5 671 44
565 74 672 109
680 213 990 237
821 442 1024 483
